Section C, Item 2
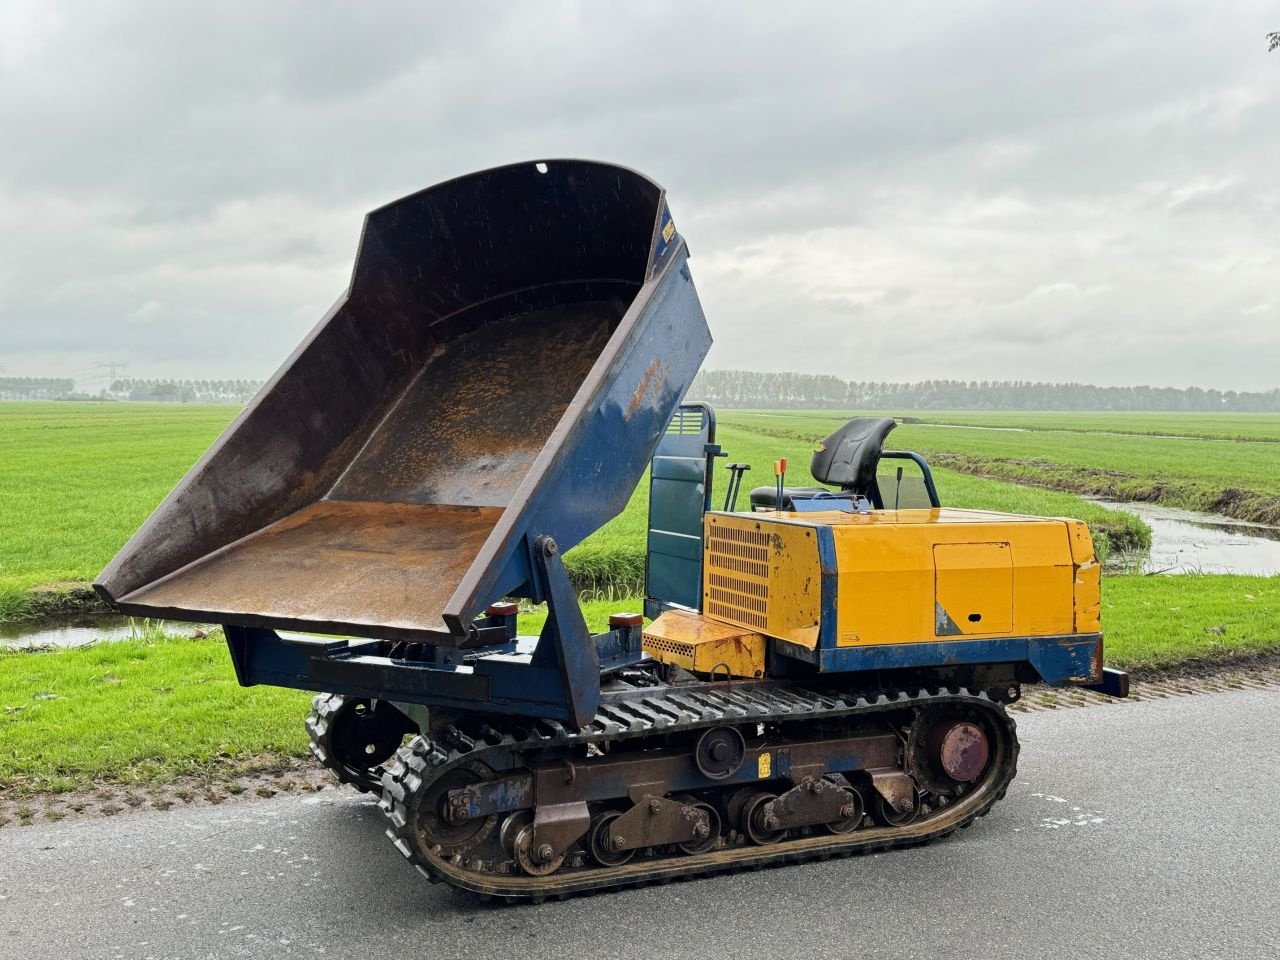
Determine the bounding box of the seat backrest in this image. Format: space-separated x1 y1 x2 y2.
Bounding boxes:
810 417 897 492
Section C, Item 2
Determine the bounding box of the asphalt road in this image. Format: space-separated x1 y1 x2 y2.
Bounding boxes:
3 689 1278 960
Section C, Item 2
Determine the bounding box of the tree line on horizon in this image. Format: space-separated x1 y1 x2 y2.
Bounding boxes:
0 377 264 403
688 370 1280 412
0 378 77 400
105 378 264 403
5 372 1280 412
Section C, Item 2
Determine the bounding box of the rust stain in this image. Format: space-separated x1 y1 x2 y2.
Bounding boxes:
128 500 504 634
333 309 615 507
625 358 667 422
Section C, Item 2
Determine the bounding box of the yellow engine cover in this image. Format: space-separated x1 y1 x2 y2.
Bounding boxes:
642 609 767 678
702 508 1100 648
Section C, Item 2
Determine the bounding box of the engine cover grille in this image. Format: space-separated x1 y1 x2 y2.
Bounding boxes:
705 524 771 629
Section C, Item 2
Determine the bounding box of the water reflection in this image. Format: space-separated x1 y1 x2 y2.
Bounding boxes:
0 613 210 650
1094 499 1280 575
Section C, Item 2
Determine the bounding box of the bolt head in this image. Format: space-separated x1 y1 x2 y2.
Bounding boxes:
693 822 710 839
536 843 555 862
765 815 781 830
542 539 558 556
811 780 824 794
612 836 626 851
839 803 855 819
648 798 662 813
444 800 468 823
895 798 913 813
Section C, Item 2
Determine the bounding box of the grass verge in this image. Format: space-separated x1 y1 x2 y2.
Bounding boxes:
1101 575 1280 669
0 601 633 795
2 579 1275 797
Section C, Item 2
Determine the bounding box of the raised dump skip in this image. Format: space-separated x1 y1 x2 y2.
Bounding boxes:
95 160 711 642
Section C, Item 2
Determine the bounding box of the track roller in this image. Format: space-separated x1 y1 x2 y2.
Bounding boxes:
502 812 566 877
875 785 921 826
673 795 721 854
822 776 865 835
587 810 634 866
740 792 786 845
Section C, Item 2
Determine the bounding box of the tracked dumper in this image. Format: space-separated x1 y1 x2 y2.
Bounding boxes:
96 160 1128 900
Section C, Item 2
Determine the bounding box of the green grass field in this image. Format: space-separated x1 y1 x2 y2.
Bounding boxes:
899 411 1280 442
0 403 241 619
728 409 1280 441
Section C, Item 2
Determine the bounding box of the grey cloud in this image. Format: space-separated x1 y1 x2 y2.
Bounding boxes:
0 0 1276 391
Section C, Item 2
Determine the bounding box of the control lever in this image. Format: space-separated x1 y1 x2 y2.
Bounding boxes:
722 463 751 511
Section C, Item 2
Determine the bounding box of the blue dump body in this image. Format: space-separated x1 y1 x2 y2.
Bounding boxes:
96 160 710 644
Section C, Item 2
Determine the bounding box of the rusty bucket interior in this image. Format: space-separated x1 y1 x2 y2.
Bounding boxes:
95 160 708 641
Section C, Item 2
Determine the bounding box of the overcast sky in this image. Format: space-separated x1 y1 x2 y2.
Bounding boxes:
1 2 1276 392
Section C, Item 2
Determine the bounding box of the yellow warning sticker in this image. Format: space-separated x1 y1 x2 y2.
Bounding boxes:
757 752 771 778
662 219 676 243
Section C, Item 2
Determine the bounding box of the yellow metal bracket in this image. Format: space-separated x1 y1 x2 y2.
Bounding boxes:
642 610 766 679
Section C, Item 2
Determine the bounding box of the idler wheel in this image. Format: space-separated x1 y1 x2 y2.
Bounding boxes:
930 721 990 783
587 810 634 866
307 693 409 793
741 792 786 845
695 726 746 780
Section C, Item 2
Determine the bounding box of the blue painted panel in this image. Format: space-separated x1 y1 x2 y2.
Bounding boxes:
1028 634 1101 684
817 633 1104 686
645 403 717 614
816 526 840 648
459 253 712 627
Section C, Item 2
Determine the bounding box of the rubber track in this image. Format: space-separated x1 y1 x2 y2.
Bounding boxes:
379 682 1018 901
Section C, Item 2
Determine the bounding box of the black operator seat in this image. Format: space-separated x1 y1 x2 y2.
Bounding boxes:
748 417 897 510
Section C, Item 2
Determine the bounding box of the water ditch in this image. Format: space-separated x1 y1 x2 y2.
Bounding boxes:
0 613 210 651
1093 499 1280 576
